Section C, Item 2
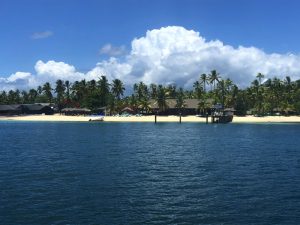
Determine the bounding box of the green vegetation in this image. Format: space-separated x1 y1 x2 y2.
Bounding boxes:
1 71 300 115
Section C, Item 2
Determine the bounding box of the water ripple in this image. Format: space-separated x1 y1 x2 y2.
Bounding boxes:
1 122 300 224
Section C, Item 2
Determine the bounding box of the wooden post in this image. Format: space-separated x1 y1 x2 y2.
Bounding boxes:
206 113 208 124
179 113 182 123
155 113 157 123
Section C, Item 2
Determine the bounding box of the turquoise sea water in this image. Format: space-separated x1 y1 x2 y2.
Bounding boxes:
0 122 300 224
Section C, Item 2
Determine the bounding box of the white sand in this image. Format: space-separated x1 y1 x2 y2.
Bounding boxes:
1 114 300 123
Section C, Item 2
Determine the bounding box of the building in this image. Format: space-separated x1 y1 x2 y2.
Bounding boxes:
147 98 211 115
0 105 23 115
61 108 91 115
0 104 54 115
22 104 54 115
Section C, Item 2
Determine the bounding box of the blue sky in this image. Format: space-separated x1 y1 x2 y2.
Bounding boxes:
1 0 300 89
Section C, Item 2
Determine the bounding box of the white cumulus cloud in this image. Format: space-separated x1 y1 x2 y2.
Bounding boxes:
34 60 85 82
2 26 300 91
0 72 37 91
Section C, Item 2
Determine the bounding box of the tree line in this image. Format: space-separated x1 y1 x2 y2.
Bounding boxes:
1 71 300 115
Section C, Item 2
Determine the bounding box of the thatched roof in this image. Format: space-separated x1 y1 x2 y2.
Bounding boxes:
148 98 214 109
148 99 177 109
61 108 91 112
121 107 134 112
184 99 201 108
224 108 236 111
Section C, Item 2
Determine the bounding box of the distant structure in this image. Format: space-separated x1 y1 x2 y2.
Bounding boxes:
211 104 234 123
147 98 209 115
61 108 91 116
0 104 54 115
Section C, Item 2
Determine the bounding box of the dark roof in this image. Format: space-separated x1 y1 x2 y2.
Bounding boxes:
0 104 23 111
23 104 46 111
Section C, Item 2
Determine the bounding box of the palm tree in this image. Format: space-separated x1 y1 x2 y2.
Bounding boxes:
150 83 158 99
111 79 125 100
107 94 117 115
217 79 226 107
42 82 53 103
284 76 292 106
156 85 168 113
209 70 220 90
88 80 97 93
256 73 265 85
21 90 29 103
98 76 110 106
133 83 138 96
55 79 66 110
28 89 38 103
176 87 186 113
193 81 203 99
228 84 239 108
71 81 81 102
200 73 208 93
0 91 8 104
166 84 177 98
14 90 21 103
272 77 283 111
65 80 70 100
128 94 138 112
134 82 148 100
138 98 151 114
37 86 43 95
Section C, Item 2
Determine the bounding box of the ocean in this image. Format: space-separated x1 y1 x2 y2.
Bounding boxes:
0 122 300 224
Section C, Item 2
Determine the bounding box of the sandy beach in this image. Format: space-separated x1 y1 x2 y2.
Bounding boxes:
1 114 300 123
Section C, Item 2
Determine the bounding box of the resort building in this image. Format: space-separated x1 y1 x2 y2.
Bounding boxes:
0 104 54 115
146 98 214 115
61 108 91 116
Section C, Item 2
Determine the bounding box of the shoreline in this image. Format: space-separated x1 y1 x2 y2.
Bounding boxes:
1 114 300 123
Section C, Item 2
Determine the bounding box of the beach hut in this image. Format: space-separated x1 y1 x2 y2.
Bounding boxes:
61 108 91 115
93 106 107 116
183 99 201 115
272 107 282 116
121 107 135 115
147 99 203 115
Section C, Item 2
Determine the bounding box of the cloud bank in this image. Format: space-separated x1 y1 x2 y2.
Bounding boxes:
2 26 300 91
